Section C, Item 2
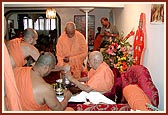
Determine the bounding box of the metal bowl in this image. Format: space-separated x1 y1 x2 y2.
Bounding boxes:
56 88 64 95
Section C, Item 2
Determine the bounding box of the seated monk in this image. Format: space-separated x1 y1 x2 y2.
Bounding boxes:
65 51 114 94
13 52 73 111
6 28 40 68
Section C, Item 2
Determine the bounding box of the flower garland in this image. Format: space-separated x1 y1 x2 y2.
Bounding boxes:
102 30 135 72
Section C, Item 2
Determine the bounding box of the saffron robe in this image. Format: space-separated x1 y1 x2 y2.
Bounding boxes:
14 67 50 111
4 44 22 111
93 34 103 51
56 31 88 79
7 38 25 67
86 62 114 93
133 13 146 65
123 84 152 111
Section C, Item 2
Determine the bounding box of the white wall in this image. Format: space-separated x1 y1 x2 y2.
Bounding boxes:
54 8 111 33
114 3 165 111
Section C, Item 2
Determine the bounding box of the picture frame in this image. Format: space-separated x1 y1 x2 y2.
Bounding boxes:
74 15 95 46
150 4 164 24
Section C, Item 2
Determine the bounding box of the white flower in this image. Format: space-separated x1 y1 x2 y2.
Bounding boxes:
117 45 121 49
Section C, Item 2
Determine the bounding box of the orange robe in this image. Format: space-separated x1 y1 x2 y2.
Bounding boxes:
4 44 22 111
93 34 103 51
86 62 114 93
123 84 152 111
56 31 88 79
13 67 51 111
133 13 146 65
7 38 25 67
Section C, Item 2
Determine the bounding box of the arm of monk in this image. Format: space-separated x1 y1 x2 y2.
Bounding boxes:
21 44 40 61
41 83 72 111
65 72 93 93
51 64 70 72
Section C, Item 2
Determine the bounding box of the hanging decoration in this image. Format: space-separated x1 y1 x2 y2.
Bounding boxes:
46 8 56 19
133 13 146 65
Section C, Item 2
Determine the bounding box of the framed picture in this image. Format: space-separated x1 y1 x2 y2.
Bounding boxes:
74 15 95 46
150 4 164 24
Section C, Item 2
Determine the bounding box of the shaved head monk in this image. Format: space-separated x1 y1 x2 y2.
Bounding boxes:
65 51 114 94
56 21 88 79
13 52 73 111
6 28 40 68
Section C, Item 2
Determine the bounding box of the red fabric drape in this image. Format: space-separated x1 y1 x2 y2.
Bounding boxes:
93 34 103 51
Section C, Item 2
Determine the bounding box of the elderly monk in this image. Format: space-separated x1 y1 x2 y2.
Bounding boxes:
65 51 114 94
13 52 73 111
6 28 40 68
56 22 88 79
4 16 22 111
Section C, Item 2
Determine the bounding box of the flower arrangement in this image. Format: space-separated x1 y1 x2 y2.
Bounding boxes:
102 30 135 72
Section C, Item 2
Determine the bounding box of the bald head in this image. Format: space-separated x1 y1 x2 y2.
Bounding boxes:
88 51 104 69
23 28 38 45
65 22 76 38
35 52 56 69
89 51 103 63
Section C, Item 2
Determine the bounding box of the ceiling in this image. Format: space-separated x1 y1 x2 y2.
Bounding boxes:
3 2 125 9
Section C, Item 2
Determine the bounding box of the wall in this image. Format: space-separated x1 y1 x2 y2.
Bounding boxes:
48 8 112 34
114 3 165 111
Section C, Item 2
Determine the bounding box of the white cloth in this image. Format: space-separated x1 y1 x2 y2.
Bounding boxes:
56 91 116 104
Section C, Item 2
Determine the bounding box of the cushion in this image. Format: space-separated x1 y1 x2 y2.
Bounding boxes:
121 65 159 107
103 67 123 103
123 84 152 111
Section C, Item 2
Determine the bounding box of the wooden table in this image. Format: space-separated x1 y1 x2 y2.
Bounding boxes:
43 71 61 84
43 71 83 110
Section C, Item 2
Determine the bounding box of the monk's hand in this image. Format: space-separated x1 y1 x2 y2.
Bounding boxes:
65 71 73 82
63 89 72 100
63 57 69 63
62 64 70 72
